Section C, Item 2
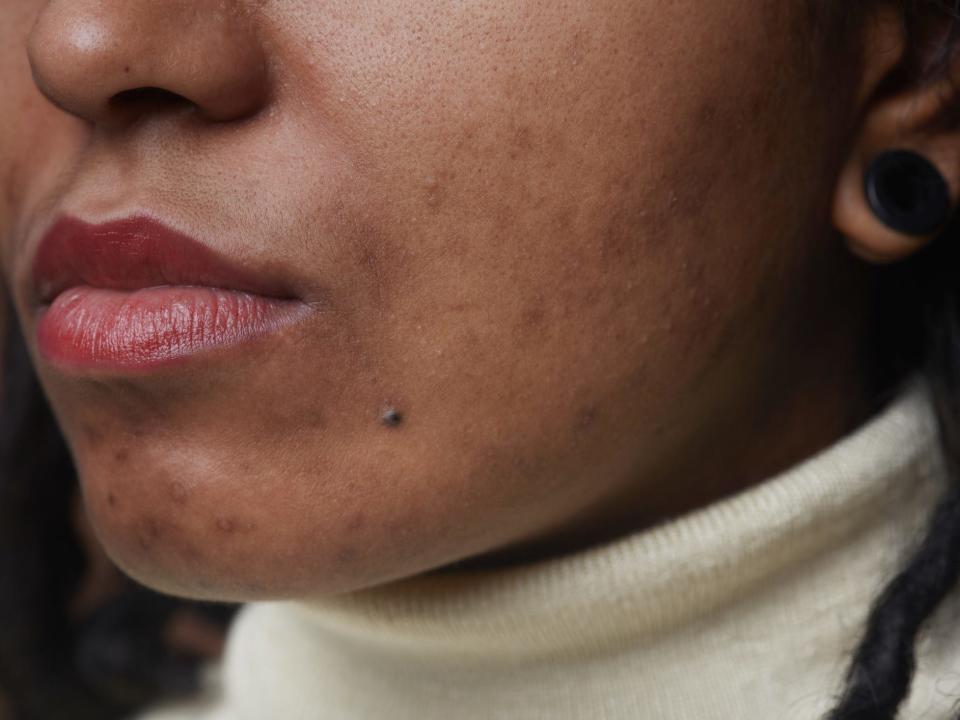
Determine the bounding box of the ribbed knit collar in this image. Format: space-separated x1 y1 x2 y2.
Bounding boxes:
161 371 955 720
283 372 944 659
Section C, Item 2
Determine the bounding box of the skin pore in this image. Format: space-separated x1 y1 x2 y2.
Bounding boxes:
0 1 956 602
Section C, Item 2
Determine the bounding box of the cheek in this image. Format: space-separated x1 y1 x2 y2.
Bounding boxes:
16 0 839 600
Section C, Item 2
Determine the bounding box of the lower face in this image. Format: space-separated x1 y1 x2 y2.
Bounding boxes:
1 1 861 599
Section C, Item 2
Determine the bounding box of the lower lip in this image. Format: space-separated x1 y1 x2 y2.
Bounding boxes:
36 285 307 372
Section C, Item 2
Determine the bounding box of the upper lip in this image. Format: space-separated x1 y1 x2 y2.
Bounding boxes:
31 214 294 305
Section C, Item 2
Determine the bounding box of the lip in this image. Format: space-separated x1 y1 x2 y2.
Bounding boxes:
32 215 308 372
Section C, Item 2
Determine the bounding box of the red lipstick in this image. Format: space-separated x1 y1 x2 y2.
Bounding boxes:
32 215 307 371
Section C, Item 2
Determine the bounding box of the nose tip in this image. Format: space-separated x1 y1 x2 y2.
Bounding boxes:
27 0 269 125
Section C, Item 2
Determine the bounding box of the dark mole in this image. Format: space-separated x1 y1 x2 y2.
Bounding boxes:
114 448 129 463
107 492 117 508
381 407 403 427
124 65 130 73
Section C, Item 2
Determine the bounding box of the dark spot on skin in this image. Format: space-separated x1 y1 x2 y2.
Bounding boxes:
216 516 255 534
114 448 129 463
136 517 162 552
124 65 130 73
357 248 383 306
519 303 547 332
145 517 162 540
170 481 188 506
82 424 104 448
510 124 534 156
552 208 575 233
179 542 202 562
381 407 403 427
346 511 365 532
107 492 118 508
574 404 598 433
216 517 236 534
335 545 359 565
424 175 444 209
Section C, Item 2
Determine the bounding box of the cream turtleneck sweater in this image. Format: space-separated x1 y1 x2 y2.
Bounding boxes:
138 372 959 719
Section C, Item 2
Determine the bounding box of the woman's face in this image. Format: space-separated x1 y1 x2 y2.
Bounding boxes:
1 1 872 599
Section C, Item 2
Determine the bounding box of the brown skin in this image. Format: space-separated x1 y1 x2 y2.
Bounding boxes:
1 1 958 602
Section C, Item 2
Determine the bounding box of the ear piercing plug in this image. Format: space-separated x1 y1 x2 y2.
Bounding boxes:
864 149 951 236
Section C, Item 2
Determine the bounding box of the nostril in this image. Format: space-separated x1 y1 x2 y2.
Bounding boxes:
108 87 194 117
27 3 270 127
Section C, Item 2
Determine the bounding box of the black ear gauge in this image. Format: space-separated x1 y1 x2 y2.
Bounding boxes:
864 149 952 236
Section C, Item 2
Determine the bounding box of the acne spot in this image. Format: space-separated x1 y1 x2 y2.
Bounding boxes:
518 303 547 332
107 492 118 508
346 511 365 532
510 124 534 157
335 545 359 565
114 448 129 464
424 175 444 209
216 517 237 534
381 407 403 428
170 481 189 506
357 248 383 306
145 518 162 539
136 516 163 552
82 424 104 449
574 405 598 433
215 516 256 534
179 541 202 563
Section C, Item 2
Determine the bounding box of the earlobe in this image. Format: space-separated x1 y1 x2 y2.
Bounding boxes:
832 4 960 265
834 145 955 265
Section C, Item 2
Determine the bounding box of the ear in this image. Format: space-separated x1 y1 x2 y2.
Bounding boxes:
833 3 960 265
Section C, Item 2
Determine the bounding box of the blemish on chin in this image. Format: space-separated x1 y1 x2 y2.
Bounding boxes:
216 516 237 534
346 511 365 531
107 492 118 508
82 424 104 448
114 448 130 463
573 404 598 433
424 175 444 209
215 516 256 534
135 516 163 552
170 481 189 506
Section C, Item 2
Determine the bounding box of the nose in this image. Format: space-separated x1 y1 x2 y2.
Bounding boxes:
27 0 269 125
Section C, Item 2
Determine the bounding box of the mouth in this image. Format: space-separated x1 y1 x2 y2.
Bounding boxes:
31 214 309 372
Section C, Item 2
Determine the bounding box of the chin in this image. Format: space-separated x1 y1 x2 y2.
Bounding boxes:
74 443 467 603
